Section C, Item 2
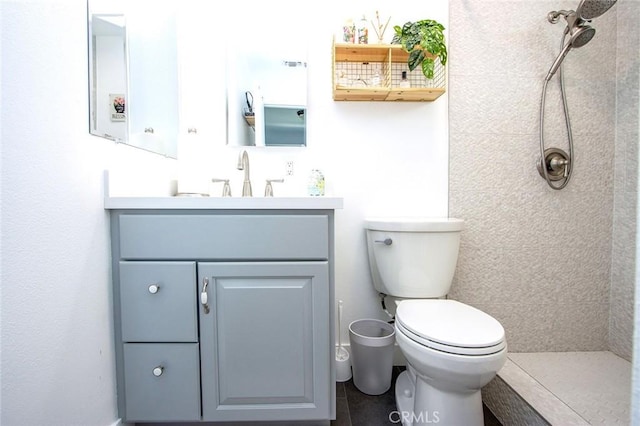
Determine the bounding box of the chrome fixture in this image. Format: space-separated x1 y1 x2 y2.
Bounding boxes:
201 277 210 314
264 179 284 197
374 238 393 246
537 148 570 181
211 178 232 197
539 0 617 190
236 150 252 197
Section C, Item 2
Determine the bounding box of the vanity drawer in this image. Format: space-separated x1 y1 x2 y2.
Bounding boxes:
118 214 329 260
120 261 197 342
123 343 201 422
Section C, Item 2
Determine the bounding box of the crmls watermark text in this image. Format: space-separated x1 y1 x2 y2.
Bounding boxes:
389 410 440 424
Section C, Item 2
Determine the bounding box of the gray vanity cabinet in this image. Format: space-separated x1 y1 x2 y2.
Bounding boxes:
199 261 329 421
110 210 335 424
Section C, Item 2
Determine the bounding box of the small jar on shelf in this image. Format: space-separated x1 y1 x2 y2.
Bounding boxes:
399 71 411 88
357 16 369 44
342 19 355 43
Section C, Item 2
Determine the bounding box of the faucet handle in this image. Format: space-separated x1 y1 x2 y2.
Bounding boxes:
211 179 232 197
264 179 284 197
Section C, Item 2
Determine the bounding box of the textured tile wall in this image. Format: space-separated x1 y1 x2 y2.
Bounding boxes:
610 0 639 362
448 0 618 352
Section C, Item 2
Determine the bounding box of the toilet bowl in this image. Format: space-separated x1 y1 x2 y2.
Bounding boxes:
394 299 506 426
364 218 507 426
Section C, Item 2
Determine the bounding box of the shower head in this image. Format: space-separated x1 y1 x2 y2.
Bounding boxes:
576 0 617 20
545 25 596 81
544 0 616 81
569 25 596 47
548 0 617 25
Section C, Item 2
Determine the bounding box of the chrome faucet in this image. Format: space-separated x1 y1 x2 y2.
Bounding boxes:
236 150 252 197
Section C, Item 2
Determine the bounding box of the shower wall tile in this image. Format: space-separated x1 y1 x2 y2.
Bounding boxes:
473 301 609 352
548 302 610 351
448 0 619 352
449 0 567 78
482 374 552 426
448 132 544 194
609 0 639 362
610 189 636 361
448 77 615 143
473 302 557 352
448 75 541 135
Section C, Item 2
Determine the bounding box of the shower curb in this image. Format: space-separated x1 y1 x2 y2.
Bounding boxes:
482 359 589 426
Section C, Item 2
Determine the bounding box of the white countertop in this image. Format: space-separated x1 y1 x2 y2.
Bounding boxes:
104 195 344 210
103 171 343 210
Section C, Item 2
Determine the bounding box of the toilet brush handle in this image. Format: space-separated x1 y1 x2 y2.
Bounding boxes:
338 300 343 349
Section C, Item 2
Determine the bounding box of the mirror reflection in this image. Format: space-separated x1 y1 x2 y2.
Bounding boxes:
89 12 127 143
226 11 308 147
88 0 308 156
126 3 179 158
88 0 179 158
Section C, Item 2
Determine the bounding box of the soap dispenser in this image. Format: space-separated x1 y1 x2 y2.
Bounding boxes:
307 169 325 196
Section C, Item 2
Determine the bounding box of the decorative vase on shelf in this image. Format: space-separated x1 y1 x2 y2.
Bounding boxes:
357 15 369 44
342 19 355 43
371 11 391 44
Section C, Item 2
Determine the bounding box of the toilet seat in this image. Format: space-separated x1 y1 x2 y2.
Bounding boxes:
396 299 506 356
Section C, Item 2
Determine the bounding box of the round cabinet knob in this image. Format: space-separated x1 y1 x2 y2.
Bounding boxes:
148 284 160 294
152 366 164 377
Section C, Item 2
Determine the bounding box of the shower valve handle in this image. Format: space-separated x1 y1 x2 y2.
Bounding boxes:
550 155 570 177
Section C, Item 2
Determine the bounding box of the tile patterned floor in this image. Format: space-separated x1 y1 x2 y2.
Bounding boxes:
332 366 502 426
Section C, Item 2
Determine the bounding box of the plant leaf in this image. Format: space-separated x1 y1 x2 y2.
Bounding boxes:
422 58 435 79
408 49 425 72
393 19 447 79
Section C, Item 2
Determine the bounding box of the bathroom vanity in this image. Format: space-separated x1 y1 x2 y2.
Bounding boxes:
105 192 343 423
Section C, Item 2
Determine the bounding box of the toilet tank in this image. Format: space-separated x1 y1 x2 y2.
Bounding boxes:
364 218 464 298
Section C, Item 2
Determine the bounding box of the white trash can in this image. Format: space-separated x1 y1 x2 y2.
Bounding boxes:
348 319 395 395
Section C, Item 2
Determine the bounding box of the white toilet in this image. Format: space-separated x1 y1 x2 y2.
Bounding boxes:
364 217 507 426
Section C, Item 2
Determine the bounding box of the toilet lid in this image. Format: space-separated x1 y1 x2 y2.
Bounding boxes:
396 300 505 353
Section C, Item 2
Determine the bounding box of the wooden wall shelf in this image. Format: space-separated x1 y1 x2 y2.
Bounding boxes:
332 41 446 102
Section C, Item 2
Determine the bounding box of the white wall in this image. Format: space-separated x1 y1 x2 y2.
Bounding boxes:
1 1 175 425
1 0 448 424
185 0 451 344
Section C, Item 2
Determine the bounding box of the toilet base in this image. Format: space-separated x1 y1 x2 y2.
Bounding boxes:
394 371 416 426
394 370 484 426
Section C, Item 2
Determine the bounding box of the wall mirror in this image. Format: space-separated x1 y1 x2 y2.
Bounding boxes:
88 0 179 158
88 0 308 155
225 3 308 148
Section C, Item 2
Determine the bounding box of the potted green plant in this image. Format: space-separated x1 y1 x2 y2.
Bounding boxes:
391 19 447 80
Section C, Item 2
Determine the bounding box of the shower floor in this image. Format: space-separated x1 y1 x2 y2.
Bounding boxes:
498 351 631 425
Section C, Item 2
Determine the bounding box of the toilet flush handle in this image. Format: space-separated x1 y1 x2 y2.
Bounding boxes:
375 238 393 246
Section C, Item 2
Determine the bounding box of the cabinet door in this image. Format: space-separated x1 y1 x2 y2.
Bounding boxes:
198 262 330 422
